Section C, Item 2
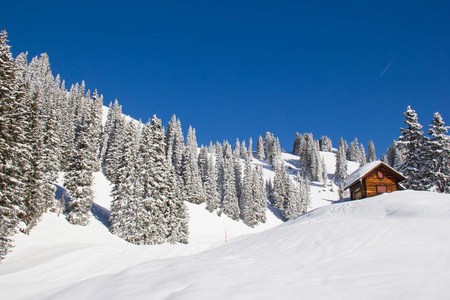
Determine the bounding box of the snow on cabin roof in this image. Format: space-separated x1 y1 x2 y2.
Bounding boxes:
344 161 405 190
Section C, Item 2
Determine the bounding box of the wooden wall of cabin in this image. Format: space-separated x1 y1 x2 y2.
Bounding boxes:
350 182 366 200
364 166 399 198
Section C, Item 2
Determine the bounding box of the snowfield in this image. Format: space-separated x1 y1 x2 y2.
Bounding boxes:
2 189 450 299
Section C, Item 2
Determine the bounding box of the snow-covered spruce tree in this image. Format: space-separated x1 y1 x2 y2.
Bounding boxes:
233 153 242 202
283 179 302 220
256 135 265 160
146 116 189 244
299 133 321 180
271 164 289 210
165 115 185 175
233 138 241 158
367 140 377 162
21 84 53 231
221 156 240 220
313 141 322 181
99 101 115 163
109 120 142 242
0 31 29 258
321 157 328 187
319 136 332 152
252 165 267 223
198 146 209 184
205 153 220 212
241 160 268 227
424 112 450 193
28 54 61 184
293 132 302 155
386 140 403 168
344 139 351 161
181 127 206 204
298 174 310 213
240 158 255 226
397 106 427 190
90 89 103 172
270 138 284 169
240 140 248 160
65 115 95 225
263 132 274 159
103 114 126 183
349 138 361 162
247 137 253 159
335 137 348 199
359 143 367 166
215 142 224 201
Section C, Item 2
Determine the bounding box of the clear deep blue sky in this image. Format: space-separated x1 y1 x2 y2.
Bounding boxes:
3 0 450 154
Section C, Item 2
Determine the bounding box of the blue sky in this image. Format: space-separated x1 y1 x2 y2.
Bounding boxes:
4 0 450 154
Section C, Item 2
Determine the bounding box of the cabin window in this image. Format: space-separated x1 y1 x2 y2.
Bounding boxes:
376 185 387 194
377 171 384 179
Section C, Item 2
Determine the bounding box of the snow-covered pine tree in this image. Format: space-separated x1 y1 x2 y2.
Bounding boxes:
90 89 103 172
367 140 377 162
271 164 289 210
241 160 268 227
269 138 283 169
319 136 333 152
283 179 302 220
0 31 28 258
298 174 310 213
397 106 427 190
99 101 114 162
103 112 126 183
28 54 61 185
263 132 274 159
198 146 209 184
359 143 367 166
109 120 142 242
256 135 265 160
335 137 348 199
65 115 95 226
165 115 185 174
181 127 206 204
386 140 403 168
149 116 189 244
299 133 319 180
349 138 361 162
252 165 267 223
247 137 254 159
240 140 248 160
293 132 302 155
21 81 53 231
321 156 328 187
233 138 241 158
241 158 255 226
221 155 240 220
424 112 450 193
205 153 220 212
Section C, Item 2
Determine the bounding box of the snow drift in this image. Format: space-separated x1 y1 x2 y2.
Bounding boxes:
2 190 450 299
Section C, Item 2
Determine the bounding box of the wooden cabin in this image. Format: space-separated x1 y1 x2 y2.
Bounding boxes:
344 161 406 200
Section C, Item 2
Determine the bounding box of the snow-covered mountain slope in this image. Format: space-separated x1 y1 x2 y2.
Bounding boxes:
2 191 450 299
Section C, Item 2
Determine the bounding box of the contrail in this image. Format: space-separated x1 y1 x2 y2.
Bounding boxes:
380 55 398 77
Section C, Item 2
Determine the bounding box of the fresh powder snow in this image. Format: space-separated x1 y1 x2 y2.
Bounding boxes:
1 189 450 299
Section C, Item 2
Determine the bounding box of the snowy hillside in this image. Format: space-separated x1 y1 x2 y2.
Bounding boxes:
2 191 450 299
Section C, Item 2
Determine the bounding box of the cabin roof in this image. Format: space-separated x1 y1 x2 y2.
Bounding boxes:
344 161 406 190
